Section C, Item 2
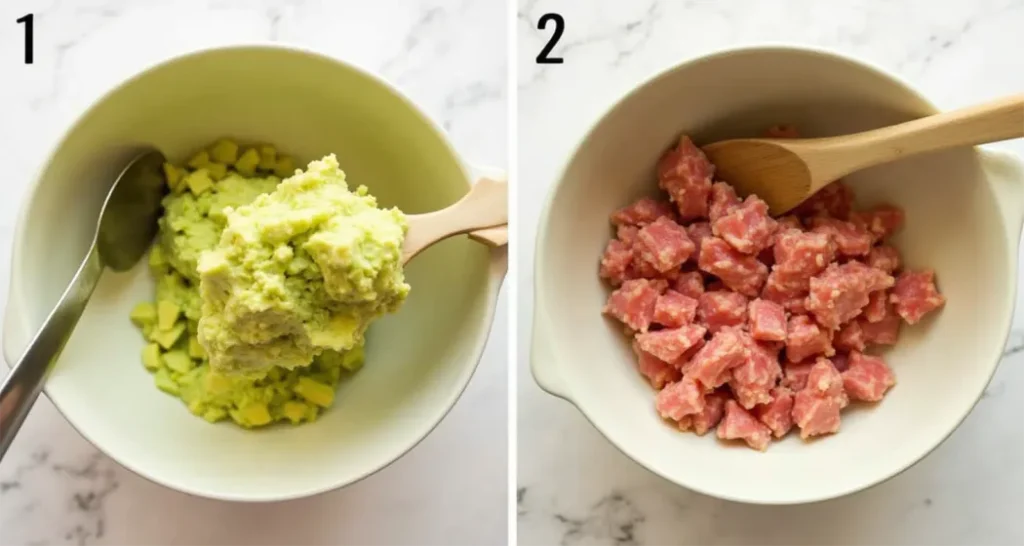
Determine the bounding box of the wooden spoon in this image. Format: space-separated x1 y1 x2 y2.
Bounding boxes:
402 177 508 263
701 94 1024 215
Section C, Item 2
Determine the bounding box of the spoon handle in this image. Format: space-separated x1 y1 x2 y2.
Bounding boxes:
0 242 104 459
402 177 508 263
813 94 1024 185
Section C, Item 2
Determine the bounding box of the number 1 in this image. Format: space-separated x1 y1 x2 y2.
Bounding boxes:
17 14 34 64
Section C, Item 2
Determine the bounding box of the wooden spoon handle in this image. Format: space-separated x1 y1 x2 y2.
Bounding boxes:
468 225 508 247
402 177 508 263
813 94 1024 185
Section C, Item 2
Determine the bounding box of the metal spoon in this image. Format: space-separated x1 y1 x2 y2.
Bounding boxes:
0 149 167 459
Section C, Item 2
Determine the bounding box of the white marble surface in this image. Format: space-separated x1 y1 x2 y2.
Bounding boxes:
517 1 1024 545
0 1 508 545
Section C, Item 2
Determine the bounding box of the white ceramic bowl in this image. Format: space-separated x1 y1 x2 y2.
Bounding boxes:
531 45 1024 505
2 45 506 502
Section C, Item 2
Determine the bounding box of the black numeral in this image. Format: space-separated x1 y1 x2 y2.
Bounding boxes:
17 14 33 64
535 13 564 64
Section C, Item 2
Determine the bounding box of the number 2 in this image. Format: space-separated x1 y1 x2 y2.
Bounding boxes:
17 14 33 64
536 13 564 64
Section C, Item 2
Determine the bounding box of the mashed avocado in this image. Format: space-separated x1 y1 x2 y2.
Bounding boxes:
130 140 371 428
197 154 409 376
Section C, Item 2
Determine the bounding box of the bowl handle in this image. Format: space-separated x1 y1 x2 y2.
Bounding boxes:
979 148 1024 234
530 308 573 401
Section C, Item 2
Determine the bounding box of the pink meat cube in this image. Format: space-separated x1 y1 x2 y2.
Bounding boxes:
678 390 729 435
604 278 665 332
805 357 848 407
806 262 894 330
672 271 705 300
635 324 707 363
686 222 714 257
698 237 769 296
863 290 888 323
786 315 835 362
611 197 675 227
777 215 804 231
655 377 705 421
697 291 748 334
773 230 835 278
712 195 779 255
831 352 850 372
688 328 749 390
658 136 714 221
717 399 772 451
834 320 867 352
842 351 896 402
891 269 946 325
755 387 795 438
729 336 782 409
782 360 814 391
653 290 699 328
764 124 800 138
674 338 706 376
748 298 787 342
792 389 842 439
808 217 873 257
761 270 809 314
860 314 901 346
850 205 904 242
792 180 853 219
617 225 640 246
708 181 741 223
599 239 634 286
633 340 681 389
865 245 901 274
634 216 696 273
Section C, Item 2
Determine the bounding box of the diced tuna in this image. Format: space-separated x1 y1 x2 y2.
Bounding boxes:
655 377 705 421
617 225 640 246
804 357 849 407
709 181 741 223
755 387 795 438
599 239 634 286
697 291 748 334
890 269 946 325
611 197 675 227
679 390 729 435
792 181 854 219
863 290 888 323
729 335 782 409
686 222 714 257
808 217 873 257
672 271 705 300
773 229 835 278
604 278 665 332
688 328 749 390
717 399 772 451
842 351 896 402
834 320 867 352
860 314 901 346
762 269 810 313
806 262 894 330
632 340 681 389
634 216 696 273
850 205 904 242
748 298 787 342
777 215 804 231
786 315 835 362
658 136 714 220
636 324 707 363
698 237 769 296
782 360 814 391
712 195 779 255
792 389 842 439
653 290 699 328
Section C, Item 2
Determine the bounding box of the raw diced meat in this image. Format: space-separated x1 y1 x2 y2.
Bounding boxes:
633 340 681 389
658 136 714 220
805 358 848 407
686 222 714 256
761 270 809 313
782 360 813 391
653 291 699 328
850 205 904 242
786 315 835 362
712 195 779 255
730 336 782 409
863 290 888 323
891 270 946 324
755 387 795 438
617 225 640 246
748 299 787 342
698 237 768 296
709 181 741 222
655 377 705 421
604 279 665 332
842 351 896 402
674 338 706 376
678 390 729 435
860 314 901 346
808 217 873 257
634 216 696 273
834 320 867 352
773 230 835 278
599 239 634 286
636 324 707 363
866 245 901 274
806 262 894 330
832 352 850 372
764 124 800 138
792 389 842 439
697 291 748 334
792 181 853 219
777 216 804 231
672 271 705 300
611 197 675 227
717 399 772 451
688 328 749 390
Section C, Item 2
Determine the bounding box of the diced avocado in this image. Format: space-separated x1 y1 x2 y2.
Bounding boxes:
282 401 308 424
188 335 206 359
273 155 295 177
187 150 211 169
342 346 365 372
163 350 194 374
210 139 240 165
204 371 233 394
141 323 153 339
186 169 214 195
294 377 335 407
238 402 272 426
141 343 163 371
148 245 165 269
157 300 181 331
150 323 185 350
258 145 277 171
163 163 183 191
235 148 260 176
129 302 157 327
206 162 228 181
154 368 179 395
202 407 227 423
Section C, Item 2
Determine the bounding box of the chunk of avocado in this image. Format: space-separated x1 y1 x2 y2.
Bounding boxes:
282 401 308 424
186 169 214 195
150 323 185 350
141 343 162 371
294 377 335 407
209 139 240 165
157 300 181 331
273 155 295 178
234 148 260 177
206 162 228 181
238 402 272 427
162 350 194 374
130 302 157 327
187 150 211 169
258 145 277 171
154 368 179 395
188 335 206 359
162 163 183 191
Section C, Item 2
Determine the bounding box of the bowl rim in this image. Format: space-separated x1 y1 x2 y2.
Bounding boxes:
531 42 1020 505
2 42 508 502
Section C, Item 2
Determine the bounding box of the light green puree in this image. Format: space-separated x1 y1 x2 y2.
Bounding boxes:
129 139 409 428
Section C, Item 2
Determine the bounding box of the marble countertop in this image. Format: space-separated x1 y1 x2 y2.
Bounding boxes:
0 1 507 545
516 1 1024 545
